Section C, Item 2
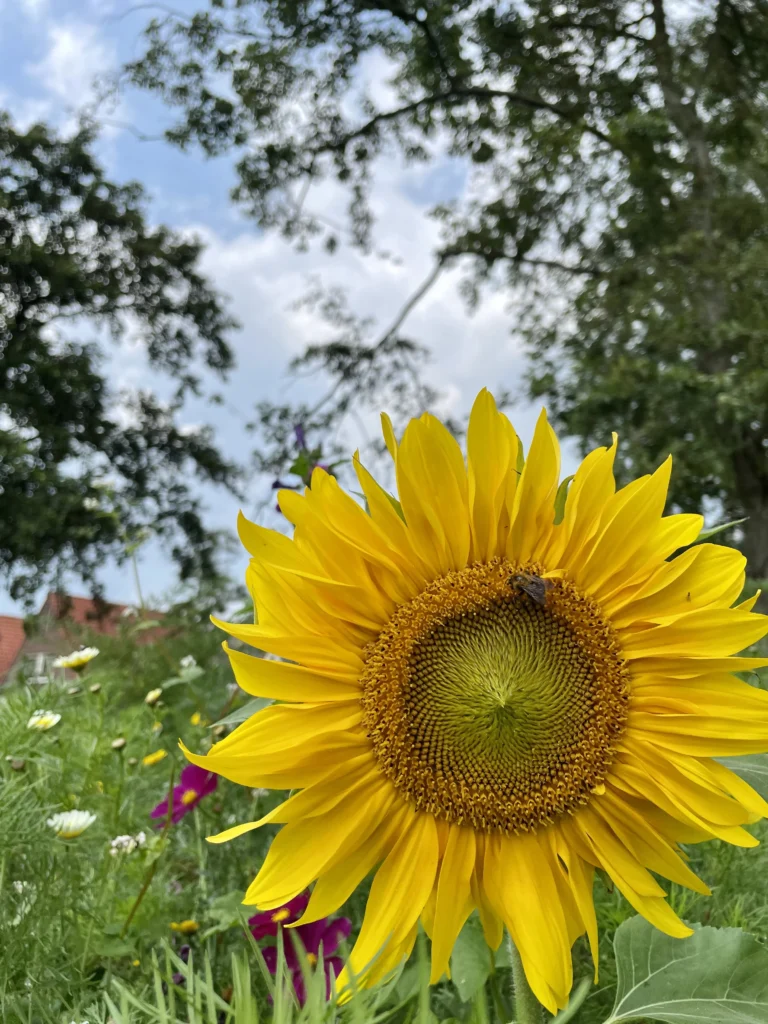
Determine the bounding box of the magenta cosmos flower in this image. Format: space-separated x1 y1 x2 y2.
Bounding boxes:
262 914 351 1005
151 764 217 825
249 893 309 940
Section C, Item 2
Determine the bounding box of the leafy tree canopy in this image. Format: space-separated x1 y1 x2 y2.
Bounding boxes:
124 0 768 573
0 112 240 603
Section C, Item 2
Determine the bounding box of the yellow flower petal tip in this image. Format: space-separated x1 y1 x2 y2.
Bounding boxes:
142 749 168 767
170 920 199 934
189 389 768 1012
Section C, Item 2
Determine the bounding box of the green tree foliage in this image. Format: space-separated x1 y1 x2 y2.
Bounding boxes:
124 0 768 572
0 112 240 602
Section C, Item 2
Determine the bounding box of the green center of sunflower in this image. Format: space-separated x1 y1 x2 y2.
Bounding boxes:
361 559 630 835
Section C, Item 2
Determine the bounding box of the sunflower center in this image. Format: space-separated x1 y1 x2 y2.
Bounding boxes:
361 559 630 834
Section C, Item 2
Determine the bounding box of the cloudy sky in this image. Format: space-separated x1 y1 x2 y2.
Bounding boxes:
0 0 579 615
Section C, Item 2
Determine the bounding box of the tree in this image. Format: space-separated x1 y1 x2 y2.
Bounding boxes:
123 0 768 574
0 112 240 603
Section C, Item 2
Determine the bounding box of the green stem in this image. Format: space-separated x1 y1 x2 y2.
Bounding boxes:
120 766 176 938
131 548 145 611
194 808 208 905
507 934 542 1024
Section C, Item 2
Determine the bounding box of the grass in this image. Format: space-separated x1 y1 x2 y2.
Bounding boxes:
2 603 768 1024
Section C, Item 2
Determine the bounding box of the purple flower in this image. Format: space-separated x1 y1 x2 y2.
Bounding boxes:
294 424 307 450
262 914 351 1005
248 893 309 940
150 764 217 825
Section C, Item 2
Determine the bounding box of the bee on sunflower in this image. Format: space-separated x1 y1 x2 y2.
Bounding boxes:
182 389 768 1014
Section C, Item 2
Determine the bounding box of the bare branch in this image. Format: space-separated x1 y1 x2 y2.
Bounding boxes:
308 85 618 164
442 244 603 277
98 118 167 143
376 258 448 345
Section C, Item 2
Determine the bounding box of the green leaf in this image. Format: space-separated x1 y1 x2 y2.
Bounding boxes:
99 936 136 958
162 665 205 688
553 475 575 526
717 755 768 800
130 618 164 633
450 913 494 1003
694 518 748 544
386 491 406 521
201 889 246 938
210 697 272 728
605 915 768 1023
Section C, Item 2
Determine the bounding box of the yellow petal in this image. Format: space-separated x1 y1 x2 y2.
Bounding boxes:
225 644 361 701
609 543 747 626
483 832 572 1014
352 453 431 589
620 608 768 660
337 924 419 1000
737 590 762 613
550 828 599 976
628 709 768 757
576 458 671 596
430 826 476 983
244 782 394 907
631 656 768 679
550 437 617 568
342 812 439 984
469 835 504 952
396 413 471 573
237 511 322 576
179 702 368 788
296 801 413 926
212 617 365 675
467 389 520 562
611 747 760 845
507 409 561 565
593 790 710 894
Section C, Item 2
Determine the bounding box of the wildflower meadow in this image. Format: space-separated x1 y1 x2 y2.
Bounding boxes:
3 485 768 1024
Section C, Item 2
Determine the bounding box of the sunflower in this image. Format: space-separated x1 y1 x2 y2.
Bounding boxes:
183 390 768 1013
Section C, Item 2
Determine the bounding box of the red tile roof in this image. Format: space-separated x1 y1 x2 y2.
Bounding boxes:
41 592 131 636
0 615 27 681
0 592 166 683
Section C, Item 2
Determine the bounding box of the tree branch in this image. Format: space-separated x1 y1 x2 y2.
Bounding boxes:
98 118 167 142
362 1 457 86
376 258 447 345
442 244 603 277
308 85 619 162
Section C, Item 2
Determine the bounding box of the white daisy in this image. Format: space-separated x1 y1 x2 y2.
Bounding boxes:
47 810 96 839
110 834 136 855
180 655 197 670
53 647 100 672
27 710 61 731
110 831 146 855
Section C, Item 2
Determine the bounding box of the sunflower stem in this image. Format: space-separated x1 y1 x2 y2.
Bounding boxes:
507 934 542 1024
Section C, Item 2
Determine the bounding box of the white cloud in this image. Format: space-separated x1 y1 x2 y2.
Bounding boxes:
189 148 557 459
20 0 47 20
0 91 52 130
24 21 116 127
